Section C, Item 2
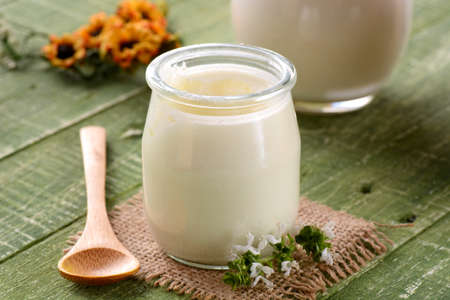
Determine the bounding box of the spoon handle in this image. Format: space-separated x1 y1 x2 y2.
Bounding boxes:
80 126 109 231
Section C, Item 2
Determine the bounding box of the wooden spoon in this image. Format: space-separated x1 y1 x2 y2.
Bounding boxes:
58 126 140 285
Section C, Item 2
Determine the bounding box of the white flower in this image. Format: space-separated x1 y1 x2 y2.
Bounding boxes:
250 263 275 289
256 238 268 253
232 232 259 255
280 260 299 277
252 275 274 289
231 232 271 257
323 221 335 239
250 263 274 278
320 248 333 265
264 234 281 245
263 223 289 245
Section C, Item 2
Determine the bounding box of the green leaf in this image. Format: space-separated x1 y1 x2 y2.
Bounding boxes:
271 234 297 269
223 251 259 289
295 226 331 262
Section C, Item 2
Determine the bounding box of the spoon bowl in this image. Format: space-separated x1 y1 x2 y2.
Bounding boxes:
58 126 140 285
59 247 140 285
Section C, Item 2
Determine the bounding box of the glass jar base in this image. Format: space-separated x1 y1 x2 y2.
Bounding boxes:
294 95 374 114
167 254 229 270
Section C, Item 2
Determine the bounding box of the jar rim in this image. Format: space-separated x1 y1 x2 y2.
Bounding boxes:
145 43 297 108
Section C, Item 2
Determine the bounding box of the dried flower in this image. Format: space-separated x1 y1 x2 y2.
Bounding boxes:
41 0 179 76
76 12 109 48
42 34 86 68
117 0 166 26
101 21 163 68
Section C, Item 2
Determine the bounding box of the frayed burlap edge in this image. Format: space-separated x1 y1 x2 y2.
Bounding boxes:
65 192 393 300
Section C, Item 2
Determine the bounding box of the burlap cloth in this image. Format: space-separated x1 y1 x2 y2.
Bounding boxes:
65 192 393 300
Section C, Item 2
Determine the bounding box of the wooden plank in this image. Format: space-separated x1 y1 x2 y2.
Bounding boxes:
0 69 145 159
0 93 149 262
1 0 120 34
411 0 450 35
0 0 231 160
324 214 450 300
0 0 14 8
0 188 187 300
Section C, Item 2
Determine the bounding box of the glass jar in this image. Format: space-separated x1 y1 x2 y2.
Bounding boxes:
143 44 300 269
232 0 413 114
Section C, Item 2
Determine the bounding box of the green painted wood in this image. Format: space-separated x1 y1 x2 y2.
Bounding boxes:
0 0 231 160
0 93 149 262
0 0 13 8
0 0 449 299
327 214 450 300
0 188 188 300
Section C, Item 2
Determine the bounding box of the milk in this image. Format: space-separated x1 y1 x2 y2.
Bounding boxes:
232 0 413 113
142 62 300 266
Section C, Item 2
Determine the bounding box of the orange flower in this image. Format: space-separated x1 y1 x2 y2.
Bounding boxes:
76 12 108 48
42 34 86 68
117 0 166 28
100 21 164 68
161 32 181 51
103 15 126 32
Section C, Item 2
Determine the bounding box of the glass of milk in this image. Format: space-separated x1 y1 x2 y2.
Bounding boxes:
143 44 300 269
232 0 413 114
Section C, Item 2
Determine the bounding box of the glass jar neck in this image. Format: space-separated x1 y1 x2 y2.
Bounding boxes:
146 43 297 112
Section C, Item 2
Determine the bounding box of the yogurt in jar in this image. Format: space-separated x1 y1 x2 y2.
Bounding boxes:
142 44 300 267
232 0 413 113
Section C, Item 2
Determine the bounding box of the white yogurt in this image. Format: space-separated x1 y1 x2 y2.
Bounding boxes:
232 0 413 113
143 44 300 267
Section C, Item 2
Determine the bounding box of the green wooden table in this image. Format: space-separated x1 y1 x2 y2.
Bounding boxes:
0 0 449 299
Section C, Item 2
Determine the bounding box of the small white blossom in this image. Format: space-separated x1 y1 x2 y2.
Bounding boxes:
323 221 335 239
320 248 333 265
280 260 299 277
250 263 275 289
232 232 261 255
250 263 274 278
231 232 272 257
256 238 268 253
252 275 274 289
264 234 281 244
263 223 289 245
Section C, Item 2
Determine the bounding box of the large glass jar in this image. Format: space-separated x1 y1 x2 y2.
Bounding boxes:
143 44 300 268
232 0 413 114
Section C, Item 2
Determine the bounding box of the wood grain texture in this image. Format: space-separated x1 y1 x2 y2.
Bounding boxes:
0 94 149 262
58 127 139 285
0 189 188 300
0 0 449 299
0 0 231 160
327 215 450 300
